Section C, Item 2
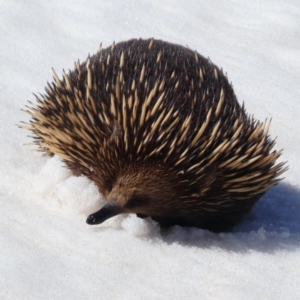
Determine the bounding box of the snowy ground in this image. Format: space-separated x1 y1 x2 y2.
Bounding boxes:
1 1 300 299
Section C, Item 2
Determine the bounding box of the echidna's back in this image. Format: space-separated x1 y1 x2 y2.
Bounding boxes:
66 39 244 166
86 38 242 130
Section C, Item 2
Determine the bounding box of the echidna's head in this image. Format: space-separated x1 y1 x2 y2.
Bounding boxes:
86 164 180 225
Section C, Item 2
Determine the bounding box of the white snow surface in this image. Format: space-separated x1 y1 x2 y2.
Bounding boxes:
1 1 300 299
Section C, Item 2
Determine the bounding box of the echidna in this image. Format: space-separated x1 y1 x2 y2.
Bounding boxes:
21 38 287 232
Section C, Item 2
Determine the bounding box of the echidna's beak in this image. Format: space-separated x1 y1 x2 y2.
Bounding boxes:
86 202 122 225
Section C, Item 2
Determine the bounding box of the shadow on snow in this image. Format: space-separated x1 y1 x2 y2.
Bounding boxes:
158 182 300 253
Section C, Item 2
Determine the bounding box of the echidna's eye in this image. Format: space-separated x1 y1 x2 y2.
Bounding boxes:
126 196 149 209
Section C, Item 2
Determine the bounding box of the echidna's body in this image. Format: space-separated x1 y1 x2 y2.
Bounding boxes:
22 38 286 231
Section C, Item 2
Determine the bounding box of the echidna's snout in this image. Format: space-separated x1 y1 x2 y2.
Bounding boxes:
86 168 176 225
86 202 123 225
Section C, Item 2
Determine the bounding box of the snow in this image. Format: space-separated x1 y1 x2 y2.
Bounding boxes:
1 1 300 299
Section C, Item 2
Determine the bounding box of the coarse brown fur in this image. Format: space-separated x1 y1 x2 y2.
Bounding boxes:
21 38 287 232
